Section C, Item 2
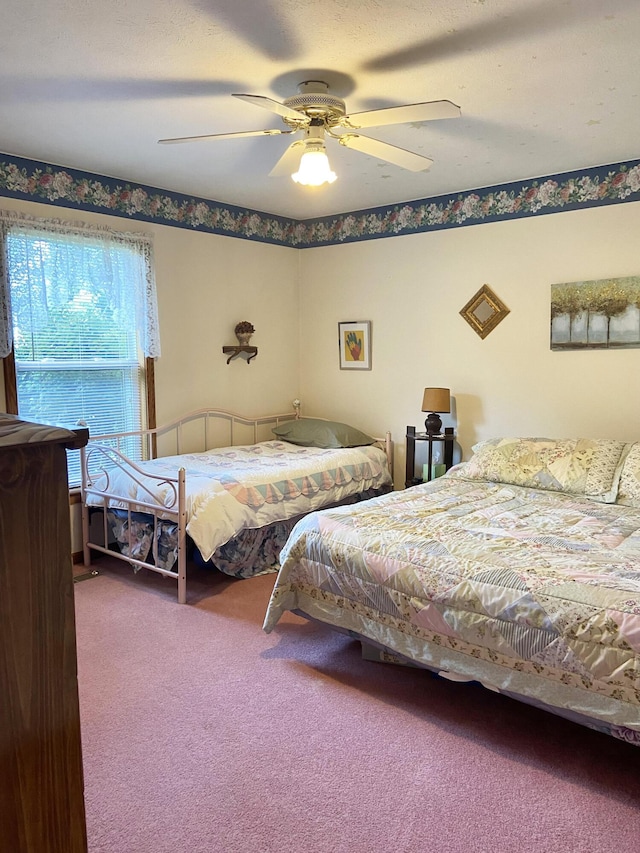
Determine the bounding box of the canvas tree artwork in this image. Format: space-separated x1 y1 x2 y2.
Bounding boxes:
550 276 640 350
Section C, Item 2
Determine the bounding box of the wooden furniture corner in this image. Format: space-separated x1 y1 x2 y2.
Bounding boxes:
0 414 89 853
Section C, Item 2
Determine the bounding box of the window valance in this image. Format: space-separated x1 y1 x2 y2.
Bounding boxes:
0 210 160 359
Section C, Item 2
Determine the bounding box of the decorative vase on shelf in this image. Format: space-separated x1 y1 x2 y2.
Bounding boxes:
234 321 255 346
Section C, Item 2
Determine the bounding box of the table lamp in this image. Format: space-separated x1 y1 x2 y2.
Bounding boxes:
421 387 451 435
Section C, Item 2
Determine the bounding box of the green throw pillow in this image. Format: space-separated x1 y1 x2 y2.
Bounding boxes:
272 418 375 449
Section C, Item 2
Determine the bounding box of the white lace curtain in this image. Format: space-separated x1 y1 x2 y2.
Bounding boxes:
0 210 161 359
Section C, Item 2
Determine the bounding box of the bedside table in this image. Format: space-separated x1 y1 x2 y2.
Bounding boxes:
405 425 455 488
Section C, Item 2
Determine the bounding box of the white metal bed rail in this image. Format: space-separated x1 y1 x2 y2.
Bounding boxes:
85 403 301 460
79 405 301 603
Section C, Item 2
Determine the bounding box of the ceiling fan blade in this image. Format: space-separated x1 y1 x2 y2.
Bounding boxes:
232 93 310 124
339 100 461 130
192 0 300 62
362 3 579 72
338 134 434 172
158 128 294 144
269 140 306 177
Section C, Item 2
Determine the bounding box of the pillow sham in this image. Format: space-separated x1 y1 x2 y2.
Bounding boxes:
448 436 628 503
272 418 375 449
616 442 640 507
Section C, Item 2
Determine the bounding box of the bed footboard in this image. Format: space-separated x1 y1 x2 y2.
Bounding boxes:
79 405 300 603
80 443 189 602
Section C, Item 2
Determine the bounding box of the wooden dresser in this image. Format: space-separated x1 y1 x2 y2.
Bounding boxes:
0 414 89 853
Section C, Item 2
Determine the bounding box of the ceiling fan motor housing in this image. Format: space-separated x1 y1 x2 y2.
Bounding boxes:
282 80 346 127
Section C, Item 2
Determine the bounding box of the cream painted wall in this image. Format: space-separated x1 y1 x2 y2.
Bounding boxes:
297 202 640 487
151 222 300 422
0 198 301 421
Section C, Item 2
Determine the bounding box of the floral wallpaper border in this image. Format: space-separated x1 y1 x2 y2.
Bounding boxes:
0 153 296 246
1 151 640 249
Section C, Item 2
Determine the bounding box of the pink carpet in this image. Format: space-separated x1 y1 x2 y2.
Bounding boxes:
75 558 640 853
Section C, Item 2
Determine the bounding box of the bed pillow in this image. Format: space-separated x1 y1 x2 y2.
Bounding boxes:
449 436 628 502
272 418 375 449
616 442 640 507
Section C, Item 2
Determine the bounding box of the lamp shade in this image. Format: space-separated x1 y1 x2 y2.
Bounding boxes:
421 387 451 414
291 145 337 186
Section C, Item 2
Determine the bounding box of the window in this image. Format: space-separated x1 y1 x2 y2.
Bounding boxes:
0 214 160 486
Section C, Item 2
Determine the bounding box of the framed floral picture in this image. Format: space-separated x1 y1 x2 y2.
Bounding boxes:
338 321 371 370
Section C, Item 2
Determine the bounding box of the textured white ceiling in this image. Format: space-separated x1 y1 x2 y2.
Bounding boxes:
2 0 639 219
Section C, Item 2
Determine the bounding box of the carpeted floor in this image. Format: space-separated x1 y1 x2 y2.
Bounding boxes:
74 558 640 853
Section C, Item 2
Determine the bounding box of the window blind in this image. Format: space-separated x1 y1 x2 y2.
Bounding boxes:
7 228 148 486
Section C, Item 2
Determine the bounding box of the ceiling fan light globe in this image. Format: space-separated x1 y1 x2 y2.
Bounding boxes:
291 149 337 187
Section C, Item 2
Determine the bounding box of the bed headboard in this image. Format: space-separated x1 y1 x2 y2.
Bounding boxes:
88 402 301 460
86 401 393 478
377 432 394 479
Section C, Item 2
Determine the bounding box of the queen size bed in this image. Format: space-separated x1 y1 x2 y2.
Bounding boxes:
80 405 393 603
264 436 640 744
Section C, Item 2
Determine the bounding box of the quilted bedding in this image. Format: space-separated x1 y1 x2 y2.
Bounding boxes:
86 439 391 562
263 473 640 743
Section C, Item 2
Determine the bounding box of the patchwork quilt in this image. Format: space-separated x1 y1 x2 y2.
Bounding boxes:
264 474 640 743
86 440 391 562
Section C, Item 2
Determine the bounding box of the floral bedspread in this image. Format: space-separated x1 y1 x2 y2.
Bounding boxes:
87 440 391 562
264 474 640 738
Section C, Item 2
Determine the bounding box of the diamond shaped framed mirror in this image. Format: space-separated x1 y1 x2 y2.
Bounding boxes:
459 284 510 339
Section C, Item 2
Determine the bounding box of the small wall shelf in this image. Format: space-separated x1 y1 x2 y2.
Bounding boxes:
222 345 258 364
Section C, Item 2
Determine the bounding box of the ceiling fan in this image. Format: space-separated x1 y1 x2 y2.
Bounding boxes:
158 80 461 187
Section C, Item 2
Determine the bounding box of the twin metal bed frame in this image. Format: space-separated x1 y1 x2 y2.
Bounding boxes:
80 404 393 604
